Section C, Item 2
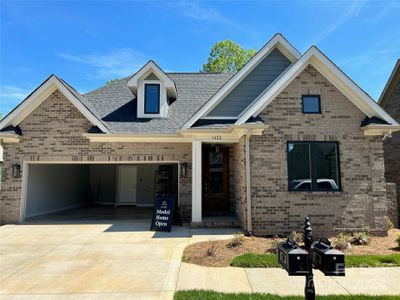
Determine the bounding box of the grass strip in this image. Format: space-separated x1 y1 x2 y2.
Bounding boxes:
230 253 400 268
174 290 400 300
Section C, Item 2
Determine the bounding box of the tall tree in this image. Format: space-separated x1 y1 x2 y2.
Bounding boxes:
202 40 256 73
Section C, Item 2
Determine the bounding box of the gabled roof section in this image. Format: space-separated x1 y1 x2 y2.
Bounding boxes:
236 46 399 127
127 60 177 98
182 33 301 129
0 75 110 133
378 59 400 108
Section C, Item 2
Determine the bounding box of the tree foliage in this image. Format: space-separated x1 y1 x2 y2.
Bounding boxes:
106 78 119 86
202 39 256 73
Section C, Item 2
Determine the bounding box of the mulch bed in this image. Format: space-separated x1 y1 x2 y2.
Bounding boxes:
182 229 400 267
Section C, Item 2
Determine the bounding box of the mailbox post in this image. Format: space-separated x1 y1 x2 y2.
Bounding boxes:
303 217 315 300
278 217 345 300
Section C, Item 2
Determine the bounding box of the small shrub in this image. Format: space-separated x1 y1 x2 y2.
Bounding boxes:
334 232 352 250
387 219 394 230
290 231 304 244
268 236 284 253
205 240 220 257
352 231 371 245
395 234 400 248
227 233 244 248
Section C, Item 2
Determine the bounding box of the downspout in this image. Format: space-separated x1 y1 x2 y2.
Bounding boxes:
245 133 252 234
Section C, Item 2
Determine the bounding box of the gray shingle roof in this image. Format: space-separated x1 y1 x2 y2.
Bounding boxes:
83 73 233 133
191 116 264 129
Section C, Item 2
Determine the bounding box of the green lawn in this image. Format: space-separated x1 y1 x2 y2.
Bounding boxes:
345 254 400 267
230 253 400 268
174 290 400 300
231 253 280 268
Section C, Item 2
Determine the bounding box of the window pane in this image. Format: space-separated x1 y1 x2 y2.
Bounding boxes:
314 143 339 190
145 84 160 114
288 143 311 191
303 96 320 113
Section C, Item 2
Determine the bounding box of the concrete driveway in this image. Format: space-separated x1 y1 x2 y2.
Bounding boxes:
0 215 235 300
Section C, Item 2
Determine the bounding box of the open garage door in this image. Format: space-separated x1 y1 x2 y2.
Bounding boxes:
23 163 178 222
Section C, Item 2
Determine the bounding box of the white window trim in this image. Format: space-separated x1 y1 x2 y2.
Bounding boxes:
138 79 168 118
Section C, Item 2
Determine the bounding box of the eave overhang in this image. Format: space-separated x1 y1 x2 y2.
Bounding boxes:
361 124 400 136
0 134 20 143
83 124 267 143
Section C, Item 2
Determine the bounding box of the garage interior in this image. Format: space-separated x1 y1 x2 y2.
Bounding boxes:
24 163 178 222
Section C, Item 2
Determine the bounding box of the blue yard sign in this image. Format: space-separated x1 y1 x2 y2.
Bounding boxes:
151 197 175 232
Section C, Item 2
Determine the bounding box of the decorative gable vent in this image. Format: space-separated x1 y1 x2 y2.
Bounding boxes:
127 61 177 118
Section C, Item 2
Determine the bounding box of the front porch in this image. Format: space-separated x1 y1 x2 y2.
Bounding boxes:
190 139 250 231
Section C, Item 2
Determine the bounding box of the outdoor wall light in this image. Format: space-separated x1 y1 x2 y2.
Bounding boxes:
180 163 188 177
12 164 21 179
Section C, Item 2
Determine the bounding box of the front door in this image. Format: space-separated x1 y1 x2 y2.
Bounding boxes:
118 165 137 205
202 146 229 214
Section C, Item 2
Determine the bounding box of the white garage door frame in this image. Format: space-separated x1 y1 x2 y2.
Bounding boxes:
20 160 181 223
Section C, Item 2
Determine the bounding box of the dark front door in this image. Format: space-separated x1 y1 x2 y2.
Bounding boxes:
202 146 230 214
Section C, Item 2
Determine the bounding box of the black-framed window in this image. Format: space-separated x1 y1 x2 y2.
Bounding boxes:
144 84 160 114
302 95 321 114
287 141 341 191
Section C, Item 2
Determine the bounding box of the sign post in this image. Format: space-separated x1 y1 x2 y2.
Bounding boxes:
150 197 175 232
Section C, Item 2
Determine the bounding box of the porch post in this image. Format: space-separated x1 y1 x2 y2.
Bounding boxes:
192 140 202 222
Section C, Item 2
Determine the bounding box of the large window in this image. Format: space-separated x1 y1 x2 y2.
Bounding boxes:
144 84 160 114
302 95 321 114
287 142 340 191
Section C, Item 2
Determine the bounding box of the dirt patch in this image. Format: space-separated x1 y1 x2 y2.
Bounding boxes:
182 229 400 267
341 229 400 255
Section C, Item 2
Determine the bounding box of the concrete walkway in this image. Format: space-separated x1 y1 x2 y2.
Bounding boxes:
177 263 400 296
2 208 400 299
0 218 236 300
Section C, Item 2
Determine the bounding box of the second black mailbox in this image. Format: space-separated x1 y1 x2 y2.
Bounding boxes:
311 237 345 276
278 238 311 276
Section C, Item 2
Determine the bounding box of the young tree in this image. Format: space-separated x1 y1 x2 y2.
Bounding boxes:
202 40 256 73
106 78 118 85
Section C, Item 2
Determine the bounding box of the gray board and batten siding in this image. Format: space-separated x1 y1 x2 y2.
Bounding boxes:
207 48 292 117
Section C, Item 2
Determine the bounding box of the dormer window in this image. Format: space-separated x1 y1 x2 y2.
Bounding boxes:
144 84 160 114
127 60 177 119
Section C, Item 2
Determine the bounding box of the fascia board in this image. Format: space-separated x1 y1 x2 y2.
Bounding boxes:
0 76 110 133
236 47 399 126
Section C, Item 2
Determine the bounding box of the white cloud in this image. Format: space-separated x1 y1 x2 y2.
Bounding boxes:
0 85 30 104
174 1 233 25
58 48 147 79
314 1 365 43
368 1 400 23
338 39 400 100
0 85 30 115
168 0 244 30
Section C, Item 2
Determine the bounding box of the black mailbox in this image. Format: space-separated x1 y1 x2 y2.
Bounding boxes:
278 238 311 276
311 237 345 276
